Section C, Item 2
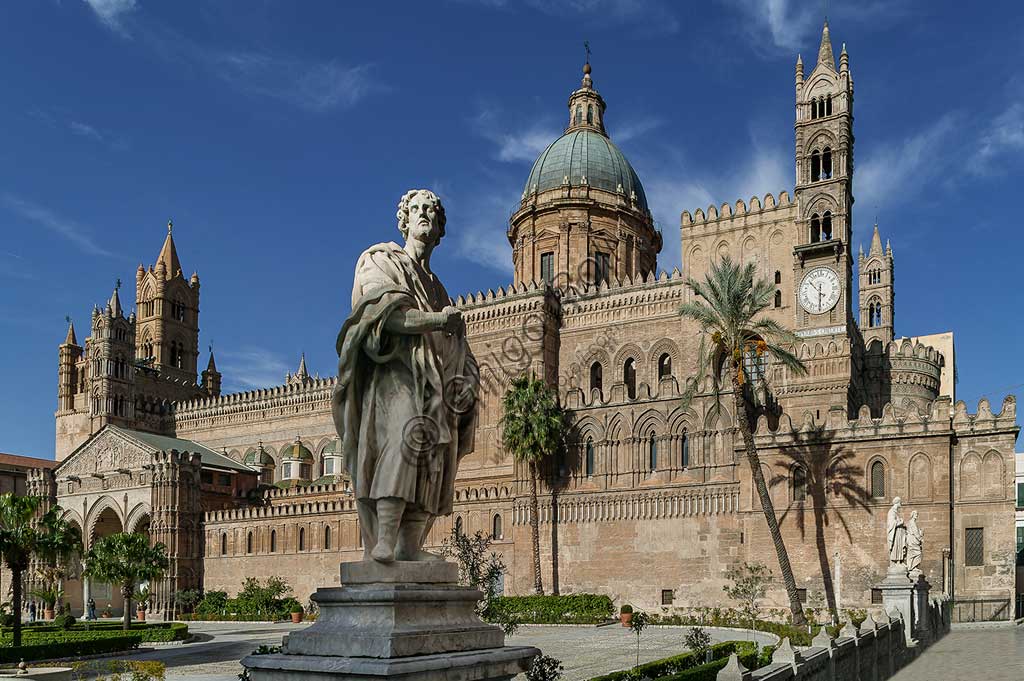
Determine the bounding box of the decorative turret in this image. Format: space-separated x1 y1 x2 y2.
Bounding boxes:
57 319 83 413
565 61 607 136
859 223 895 346
202 349 222 398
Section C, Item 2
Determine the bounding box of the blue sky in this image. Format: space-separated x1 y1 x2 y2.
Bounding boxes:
2 1 1022 458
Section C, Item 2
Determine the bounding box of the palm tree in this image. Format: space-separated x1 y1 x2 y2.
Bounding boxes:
500 374 566 595
0 494 80 644
35 510 83 614
83 532 169 630
679 256 809 626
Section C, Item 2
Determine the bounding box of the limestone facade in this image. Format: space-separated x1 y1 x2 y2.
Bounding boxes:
35 23 1018 621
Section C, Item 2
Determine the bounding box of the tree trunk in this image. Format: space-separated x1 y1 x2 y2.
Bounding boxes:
12 568 23 647
731 370 807 627
122 585 133 631
529 460 543 595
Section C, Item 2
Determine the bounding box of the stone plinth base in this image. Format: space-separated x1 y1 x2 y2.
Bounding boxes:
877 570 915 646
242 648 537 681
243 560 538 681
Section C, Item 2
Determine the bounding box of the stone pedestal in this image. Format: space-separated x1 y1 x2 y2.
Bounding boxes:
876 568 915 646
242 561 537 681
910 573 931 642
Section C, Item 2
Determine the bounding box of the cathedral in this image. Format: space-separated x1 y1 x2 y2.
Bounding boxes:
34 23 1017 622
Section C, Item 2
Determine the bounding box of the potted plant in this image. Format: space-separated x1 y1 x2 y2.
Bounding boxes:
290 604 304 624
101 604 113 619
619 604 633 627
133 587 150 622
28 586 61 621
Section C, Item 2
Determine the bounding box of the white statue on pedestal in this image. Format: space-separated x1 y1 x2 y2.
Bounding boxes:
332 189 479 563
886 497 907 573
906 510 923 576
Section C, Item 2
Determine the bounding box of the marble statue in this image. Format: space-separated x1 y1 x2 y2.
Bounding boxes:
906 510 923 576
332 189 479 563
887 496 907 570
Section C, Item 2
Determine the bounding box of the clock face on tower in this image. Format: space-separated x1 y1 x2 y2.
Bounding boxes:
799 267 841 314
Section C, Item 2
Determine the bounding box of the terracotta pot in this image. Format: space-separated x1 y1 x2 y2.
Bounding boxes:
137 610 146 621
620 613 632 627
290 612 303 624
44 609 54 621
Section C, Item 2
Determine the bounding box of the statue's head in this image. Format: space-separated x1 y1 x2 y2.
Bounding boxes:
892 496 902 508
397 189 446 245
910 510 918 520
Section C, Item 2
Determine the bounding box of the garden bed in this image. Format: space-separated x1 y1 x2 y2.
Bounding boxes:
1 623 189 646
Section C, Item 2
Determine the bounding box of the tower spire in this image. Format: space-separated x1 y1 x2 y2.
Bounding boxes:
869 223 884 256
63 317 78 346
108 282 123 317
817 20 835 69
157 219 182 278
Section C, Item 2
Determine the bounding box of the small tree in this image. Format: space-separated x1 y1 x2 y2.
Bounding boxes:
440 527 517 635
629 610 650 669
500 375 567 595
526 654 564 681
0 494 81 646
175 588 202 614
723 562 772 630
685 626 712 661
83 532 169 630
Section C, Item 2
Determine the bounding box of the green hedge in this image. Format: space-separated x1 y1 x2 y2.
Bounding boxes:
588 641 769 681
485 594 614 625
647 613 840 647
0 634 142 663
1 623 188 644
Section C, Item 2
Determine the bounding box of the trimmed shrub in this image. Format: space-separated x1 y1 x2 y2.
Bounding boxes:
0 633 142 662
0 622 188 644
53 614 76 630
587 641 769 681
486 594 614 625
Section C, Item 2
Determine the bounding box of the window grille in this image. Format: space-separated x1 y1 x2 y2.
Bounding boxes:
871 588 883 604
965 527 984 566
540 252 554 285
793 466 808 502
661 590 674 606
871 461 885 498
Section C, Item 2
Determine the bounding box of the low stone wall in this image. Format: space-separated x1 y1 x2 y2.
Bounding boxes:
718 597 951 681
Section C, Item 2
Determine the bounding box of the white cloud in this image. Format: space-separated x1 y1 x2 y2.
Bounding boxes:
473 108 559 163
856 113 960 212
612 117 664 144
83 0 138 34
1 194 114 257
723 0 817 52
458 0 680 34
449 189 517 275
219 347 293 391
968 102 1024 174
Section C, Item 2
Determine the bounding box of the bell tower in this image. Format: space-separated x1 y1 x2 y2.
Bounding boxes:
792 21 855 335
135 221 201 383
858 224 895 346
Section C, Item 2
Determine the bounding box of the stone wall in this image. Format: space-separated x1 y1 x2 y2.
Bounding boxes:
718 597 952 681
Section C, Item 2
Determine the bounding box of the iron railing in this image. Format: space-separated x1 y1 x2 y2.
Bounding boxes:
952 596 1012 623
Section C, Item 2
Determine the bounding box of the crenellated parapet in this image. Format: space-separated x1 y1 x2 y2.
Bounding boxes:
952 395 1017 434
681 191 795 232
205 493 357 525
172 376 336 431
886 338 944 405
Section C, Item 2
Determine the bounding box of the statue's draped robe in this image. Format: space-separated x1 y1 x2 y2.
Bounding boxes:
332 242 478 516
906 519 923 573
887 506 907 565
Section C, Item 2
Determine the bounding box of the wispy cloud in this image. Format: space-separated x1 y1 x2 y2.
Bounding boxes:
968 102 1024 175
219 347 293 391
1 194 114 257
473 107 559 163
200 50 384 113
458 0 680 35
613 117 664 144
0 251 38 281
856 112 961 213
448 188 517 275
83 0 138 35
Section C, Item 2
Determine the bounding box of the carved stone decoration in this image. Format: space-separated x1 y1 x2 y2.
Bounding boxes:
57 428 150 479
906 510 923 577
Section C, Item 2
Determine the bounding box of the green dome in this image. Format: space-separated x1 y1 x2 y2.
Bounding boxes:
243 447 275 466
322 438 341 455
524 130 649 214
279 440 313 462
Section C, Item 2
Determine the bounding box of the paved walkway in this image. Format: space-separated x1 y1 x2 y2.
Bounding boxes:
889 626 1023 681
126 622 705 681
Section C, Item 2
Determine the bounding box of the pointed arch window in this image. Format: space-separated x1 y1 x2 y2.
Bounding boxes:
792 465 808 502
822 147 833 179
810 214 821 243
324 525 331 550
774 270 781 284
585 438 595 477
649 434 658 471
775 290 782 308
246 532 253 554
590 362 603 395
624 358 637 399
492 513 503 540
681 431 690 468
871 461 886 498
658 353 672 380
826 95 833 116
822 211 833 240
810 151 821 182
